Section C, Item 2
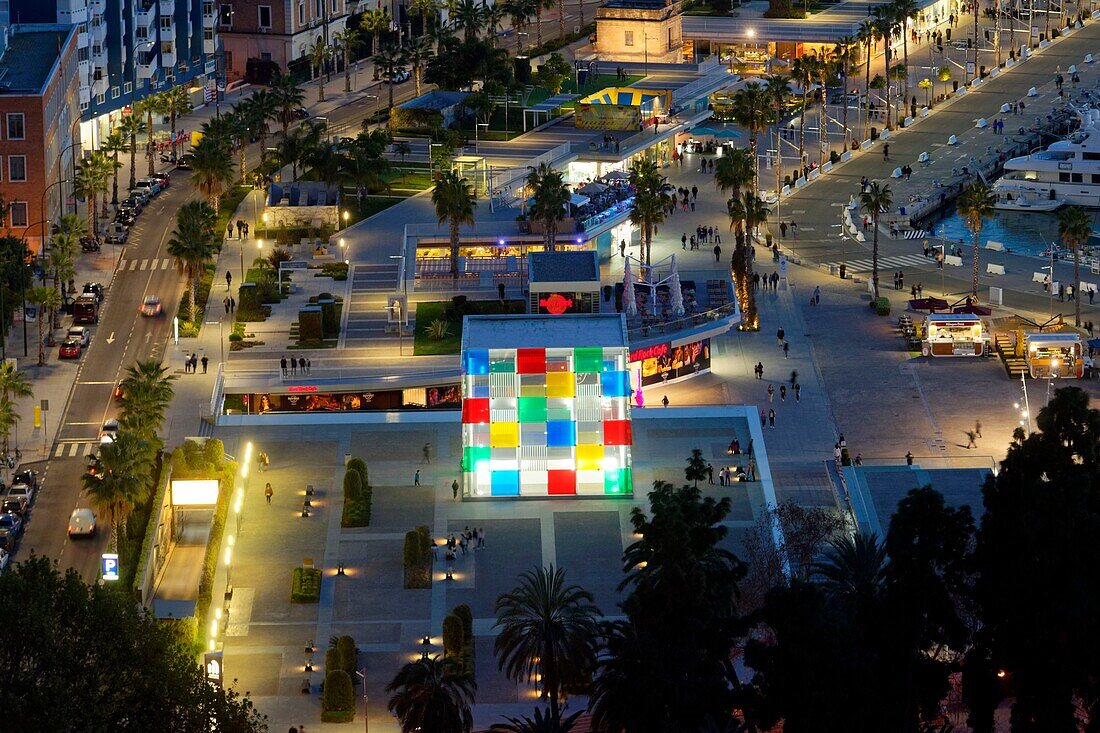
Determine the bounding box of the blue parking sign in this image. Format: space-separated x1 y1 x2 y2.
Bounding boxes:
102 553 119 581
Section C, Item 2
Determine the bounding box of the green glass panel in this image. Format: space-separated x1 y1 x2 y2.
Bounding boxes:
463 446 491 472
574 347 604 373
489 359 515 373
605 467 633 495
518 396 547 423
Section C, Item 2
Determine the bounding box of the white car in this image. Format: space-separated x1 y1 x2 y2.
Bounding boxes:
99 418 119 444
67 325 90 347
68 508 97 537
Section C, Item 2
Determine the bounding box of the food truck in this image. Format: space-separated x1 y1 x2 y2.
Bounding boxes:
922 314 987 357
1023 332 1085 378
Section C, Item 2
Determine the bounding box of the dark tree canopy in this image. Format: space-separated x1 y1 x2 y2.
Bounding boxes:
0 556 265 732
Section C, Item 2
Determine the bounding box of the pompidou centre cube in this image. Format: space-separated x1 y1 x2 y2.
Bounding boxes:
460 315 633 497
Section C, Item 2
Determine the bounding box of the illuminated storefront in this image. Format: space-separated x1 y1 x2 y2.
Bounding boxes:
630 337 712 387
1024 333 1085 378
528 252 603 315
223 384 461 414
922 314 986 357
461 315 633 498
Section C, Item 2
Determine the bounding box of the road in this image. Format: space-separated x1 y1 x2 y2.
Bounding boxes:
19 175 198 582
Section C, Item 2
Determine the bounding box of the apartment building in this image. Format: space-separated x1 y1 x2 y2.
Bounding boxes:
0 23 80 252
217 0 351 82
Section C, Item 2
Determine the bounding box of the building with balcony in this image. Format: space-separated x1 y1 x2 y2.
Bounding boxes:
0 23 81 253
217 0 352 82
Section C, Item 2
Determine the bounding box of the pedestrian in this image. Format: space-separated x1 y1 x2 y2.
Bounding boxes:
783 341 790 358
767 384 774 402
244 222 249 238
298 357 306 374
414 470 420 486
794 382 801 401
707 463 714 484
898 270 904 289
691 185 698 201
1090 288 1095 305
478 527 485 548
227 223 233 239
423 443 432 463
854 453 863 467
230 297 236 312
779 385 787 401
813 285 821 305
620 240 627 258
906 451 914 466
224 297 231 314
761 410 767 428
790 221 797 238
975 420 982 438
894 272 900 290
290 358 297 376
226 271 233 290
768 409 776 428
682 233 687 250
191 354 198 373
780 222 788 238
452 479 459 500
713 244 721 262
459 534 468 554
777 326 785 345
265 483 273 504
306 358 311 374
883 143 890 160
201 355 209 374
965 430 977 449
662 395 670 408
834 444 842 462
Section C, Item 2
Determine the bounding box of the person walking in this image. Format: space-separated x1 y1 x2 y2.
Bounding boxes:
707 463 714 484
906 451 914 466
883 143 890 160
451 479 459 501
265 483 273 504
422 443 432 463
790 221 797 238
794 383 801 401
662 395 670 407
224 297 231 314
201 355 209 374
478 527 485 548
780 222 788 238
975 420 982 438
290 358 297 376
768 409 776 428
280 356 288 376
767 384 775 402
713 244 722 262
682 233 688 250
779 385 787 401
414 470 420 486
777 326 785 346
226 271 233 290
812 285 821 305
965 430 977 449
755 361 764 379
783 341 790 359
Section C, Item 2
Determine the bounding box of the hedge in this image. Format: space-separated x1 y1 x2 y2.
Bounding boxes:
292 567 322 603
130 454 173 599
403 526 433 589
347 457 368 485
187 440 237 648
321 670 355 723
442 614 464 657
341 459 373 528
336 635 358 676
444 604 475 678
872 296 891 316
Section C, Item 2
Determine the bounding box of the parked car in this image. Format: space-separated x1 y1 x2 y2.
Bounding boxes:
83 282 104 302
150 171 171 188
293 107 310 120
119 197 143 214
12 470 36 491
99 418 119 445
68 508 97 538
1 498 27 518
127 189 151 206
113 382 124 400
139 295 162 317
384 69 411 84
104 223 128 244
114 210 136 226
135 178 161 196
58 338 82 359
0 513 24 549
6 482 34 505
67 326 90 347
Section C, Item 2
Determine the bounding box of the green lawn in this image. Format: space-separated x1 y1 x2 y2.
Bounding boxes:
413 299 526 355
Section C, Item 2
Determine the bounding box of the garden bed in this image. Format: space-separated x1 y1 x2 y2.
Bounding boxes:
413 299 525 355
291 566 322 603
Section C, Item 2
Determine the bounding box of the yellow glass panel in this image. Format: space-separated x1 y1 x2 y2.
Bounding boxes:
576 444 604 471
490 422 519 448
546 372 575 398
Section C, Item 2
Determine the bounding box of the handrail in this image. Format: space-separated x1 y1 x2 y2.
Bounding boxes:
625 300 739 339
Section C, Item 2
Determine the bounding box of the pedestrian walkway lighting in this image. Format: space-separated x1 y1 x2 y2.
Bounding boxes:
445 567 453 580
305 659 314 672
337 562 346 576
342 210 350 224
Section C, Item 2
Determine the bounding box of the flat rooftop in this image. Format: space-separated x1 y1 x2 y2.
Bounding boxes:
462 314 628 350
0 25 73 94
529 251 600 283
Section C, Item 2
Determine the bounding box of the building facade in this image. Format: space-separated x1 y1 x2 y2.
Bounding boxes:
216 0 351 82
0 23 80 253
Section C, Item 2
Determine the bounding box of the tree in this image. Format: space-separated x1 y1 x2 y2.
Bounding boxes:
973 387 1100 730
490 708 584 733
762 72 792 195
0 361 31 454
871 5 897 129
274 120 324 182
526 162 570 252
494 566 601 722
833 36 858 149
453 0 486 41
341 130 393 201
503 0 536 53
73 150 111 237
139 92 167 176
728 190 770 243
714 148 754 200
49 218 80 299
374 45 408 109
684 448 708 487
858 19 880 139
393 140 412 182
27 286 60 366
118 113 147 192
361 8 392 57
163 85 193 161
590 480 747 733
531 0 555 48
83 431 154 549
956 180 995 299
309 37 335 103
892 0 918 121
404 37 434 97
270 73 306 135
937 65 952 101
432 169 477 279
1057 205 1092 327
238 88 278 162
859 181 892 299
332 27 361 94
101 130 127 205
168 201 219 322
628 158 672 267
185 135 235 209
790 55 820 170
386 656 476 733
0 398 17 463
729 83 773 190
119 360 176 445
535 53 571 95
411 0 441 36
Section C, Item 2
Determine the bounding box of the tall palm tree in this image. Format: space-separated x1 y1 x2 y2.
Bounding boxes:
763 72 792 197
453 0 486 41
892 0 918 118
119 359 176 441
858 19 878 140
494 566 601 723
239 88 278 162
219 111 252 185
432 169 477 278
714 148 754 200
729 83 772 191
490 708 584 733
270 73 306 135
374 45 408 110
1057 206 1092 327
871 5 897 130
859 181 892 299
27 286 60 366
0 398 18 464
361 8 391 57
139 92 167 176
411 0 441 36
386 657 476 733
957 180 995 299
82 432 153 551
118 113 147 192
0 361 32 456
309 38 334 103
163 85 193 161
101 131 127 205
526 163 570 253
833 36 858 149
504 0 536 53
185 136 235 210
276 121 325 181
812 532 888 613
341 133 392 201
168 201 219 322
73 151 111 236
484 2 506 45
628 158 672 267
48 226 78 301
790 55 818 171
532 0 555 49
405 37 434 97
332 27 361 94
728 190 770 243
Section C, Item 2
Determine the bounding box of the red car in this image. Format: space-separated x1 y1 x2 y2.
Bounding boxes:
58 338 82 359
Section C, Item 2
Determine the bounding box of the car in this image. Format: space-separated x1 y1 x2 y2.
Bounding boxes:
12 470 37 491
383 68 411 84
6 482 34 505
135 178 161 196
85 454 98 476
150 171 171 188
0 548 9 572
127 189 151 205
58 338 82 359
83 282 104 302
1 498 27 517
68 508 97 538
119 197 143 214
0 513 24 549
67 325 90 347
104 223 128 245
139 295 162 317
114 211 136 226
293 107 310 120
99 418 119 445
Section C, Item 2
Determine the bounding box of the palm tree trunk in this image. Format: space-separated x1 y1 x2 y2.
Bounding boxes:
190 276 198 322
884 42 893 130
112 152 120 205
129 135 138 191
345 47 352 93
798 91 808 171
842 81 850 150
536 7 543 47
578 0 584 26
558 0 564 39
872 214 880 297
1074 246 1082 326
37 317 44 366
902 33 910 122
645 223 652 266
450 220 460 277
864 43 872 138
170 108 178 161
146 110 155 176
389 80 396 109
240 148 248 185
971 226 980 297
318 69 326 103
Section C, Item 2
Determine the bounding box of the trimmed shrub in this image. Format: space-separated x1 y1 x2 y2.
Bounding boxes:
452 604 473 642
342 458 372 527
403 528 433 589
442 614 464 657
203 439 225 468
347 457 368 484
337 635 358 676
291 567 322 603
321 670 355 723
873 296 891 316
344 470 363 501
325 647 342 675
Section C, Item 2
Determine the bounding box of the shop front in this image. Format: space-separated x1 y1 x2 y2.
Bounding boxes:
922 314 987 357
1025 333 1085 378
223 384 462 415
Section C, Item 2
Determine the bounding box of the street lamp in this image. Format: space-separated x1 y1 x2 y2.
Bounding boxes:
339 238 348 264
342 209 350 227
257 239 264 270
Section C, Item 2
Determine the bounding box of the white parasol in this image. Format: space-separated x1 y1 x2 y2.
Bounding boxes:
669 255 685 317
624 258 638 316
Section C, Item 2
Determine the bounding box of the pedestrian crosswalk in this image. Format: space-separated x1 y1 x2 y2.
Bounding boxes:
822 253 933 274
119 258 173 272
52 442 98 458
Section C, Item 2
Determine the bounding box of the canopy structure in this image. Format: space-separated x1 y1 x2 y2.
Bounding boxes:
523 93 580 130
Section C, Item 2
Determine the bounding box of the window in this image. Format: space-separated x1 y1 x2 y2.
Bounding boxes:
1059 172 1071 182
204 27 214 40
137 26 148 39
8 156 26 182
161 15 172 29
258 5 271 27
1072 173 1084 183
298 3 304 24
624 31 634 47
261 52 272 61
78 47 89 62
124 81 133 93
219 3 232 25
96 93 105 104
315 0 321 17
6 113 25 140
9 202 27 227
203 1 214 15
112 86 121 99
1084 152 1100 160
331 0 337 12
1093 174 1100 184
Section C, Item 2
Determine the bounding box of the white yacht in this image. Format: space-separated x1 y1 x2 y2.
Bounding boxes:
994 118 1100 209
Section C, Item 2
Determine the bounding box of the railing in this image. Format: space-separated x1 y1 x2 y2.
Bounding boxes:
625 301 739 340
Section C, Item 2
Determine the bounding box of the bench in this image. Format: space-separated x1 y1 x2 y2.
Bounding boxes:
986 263 1006 275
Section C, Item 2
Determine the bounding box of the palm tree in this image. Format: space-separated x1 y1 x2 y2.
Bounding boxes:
168 201 219 322
432 169 477 278
332 27 361 94
163 85 193 161
453 0 486 41
490 708 584 733
270 73 306 135
859 181 893 298
763 72 792 197
813 532 888 613
386 657 476 733
628 158 672 266
27 286 60 366
275 121 325 181
0 398 18 464
139 92 167 176
82 432 153 551
714 148 754 200
494 566 601 723
484 2 506 45
871 5 896 130
101 131 127 205
73 151 111 236
219 111 252 185
309 38 334 103
239 88 278 161
504 0 536 53
833 36 858 149
411 0 441 35
858 19 877 140
730 83 772 191
957 180 995 299
790 55 818 171
892 0 918 118
728 190 770 243
47 227 77 301
526 163 570 253
374 45 408 110
185 135 235 210
405 37 434 97
119 360 176 441
361 8 391 57
1057 206 1092 327
118 113 147 192
0 361 32 458
532 0 555 49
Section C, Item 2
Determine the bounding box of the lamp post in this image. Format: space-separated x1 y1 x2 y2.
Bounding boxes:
1047 357 1060 403
428 142 444 181
38 178 66 270
355 668 370 733
256 239 264 271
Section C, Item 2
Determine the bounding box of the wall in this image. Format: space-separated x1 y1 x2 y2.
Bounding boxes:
264 203 337 228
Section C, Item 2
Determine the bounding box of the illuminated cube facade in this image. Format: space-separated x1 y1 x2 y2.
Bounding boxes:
461 315 633 498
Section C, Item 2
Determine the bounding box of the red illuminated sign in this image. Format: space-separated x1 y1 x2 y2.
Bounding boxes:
539 293 574 315
629 343 670 362
287 385 319 393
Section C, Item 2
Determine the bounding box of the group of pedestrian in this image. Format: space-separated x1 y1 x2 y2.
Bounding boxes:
717 461 755 484
223 296 237 314
899 164 914 180
279 355 312 376
909 282 925 298
809 284 821 306
183 352 207 374
760 408 777 429
778 221 798 238
754 272 781 291
445 527 486 556
699 158 715 174
892 270 906 290
987 118 1006 134
965 420 983 449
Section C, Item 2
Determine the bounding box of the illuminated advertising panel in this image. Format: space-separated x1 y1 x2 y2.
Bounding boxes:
630 338 711 386
171 479 220 506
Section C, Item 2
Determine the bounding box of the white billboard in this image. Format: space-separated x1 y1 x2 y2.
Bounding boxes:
171 479 220 506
